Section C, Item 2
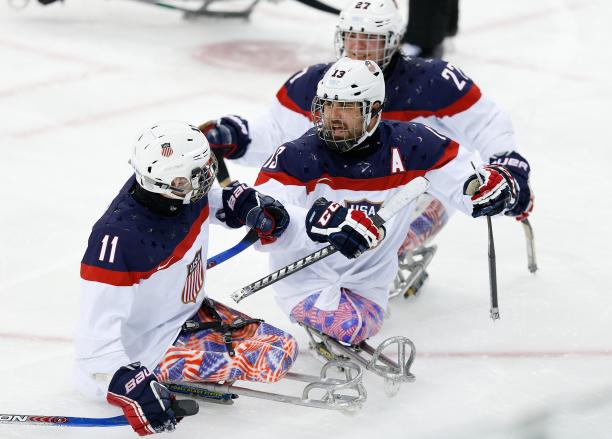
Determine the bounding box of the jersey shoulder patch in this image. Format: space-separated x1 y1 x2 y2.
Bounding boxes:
384 56 482 120
276 63 331 118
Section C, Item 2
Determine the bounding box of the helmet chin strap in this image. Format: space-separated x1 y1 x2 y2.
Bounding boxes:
182 191 194 204
353 107 381 149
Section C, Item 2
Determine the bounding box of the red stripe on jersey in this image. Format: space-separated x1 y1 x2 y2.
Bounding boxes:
383 84 482 121
256 169 428 193
80 205 210 287
431 140 460 170
255 170 306 187
275 86 312 119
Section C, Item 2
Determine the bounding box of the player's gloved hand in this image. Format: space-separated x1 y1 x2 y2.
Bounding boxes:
305 198 384 259
199 116 250 160
218 181 290 243
463 164 518 218
489 151 534 221
107 362 176 436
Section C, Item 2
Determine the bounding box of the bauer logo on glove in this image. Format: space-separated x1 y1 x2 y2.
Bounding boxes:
218 181 290 242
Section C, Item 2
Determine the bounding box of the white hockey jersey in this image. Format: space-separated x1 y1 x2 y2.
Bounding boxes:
253 121 475 315
74 177 224 400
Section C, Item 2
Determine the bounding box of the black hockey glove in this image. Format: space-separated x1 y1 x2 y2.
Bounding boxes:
305 198 384 259
489 151 534 221
199 116 251 160
107 362 176 436
218 181 290 243
463 164 517 218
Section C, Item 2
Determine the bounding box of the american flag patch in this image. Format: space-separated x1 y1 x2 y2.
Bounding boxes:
182 249 204 304
344 198 383 217
365 60 377 73
161 142 173 157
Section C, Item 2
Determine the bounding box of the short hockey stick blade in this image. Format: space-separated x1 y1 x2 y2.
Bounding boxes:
521 219 538 273
206 229 259 269
172 399 199 417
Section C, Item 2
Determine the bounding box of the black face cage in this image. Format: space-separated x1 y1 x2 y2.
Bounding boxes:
335 29 398 71
311 97 373 153
189 153 218 202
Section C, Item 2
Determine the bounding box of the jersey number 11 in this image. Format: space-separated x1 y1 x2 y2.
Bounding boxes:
99 235 119 263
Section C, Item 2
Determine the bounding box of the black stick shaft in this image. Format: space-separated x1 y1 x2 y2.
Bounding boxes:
471 162 499 320
487 216 499 319
213 149 232 188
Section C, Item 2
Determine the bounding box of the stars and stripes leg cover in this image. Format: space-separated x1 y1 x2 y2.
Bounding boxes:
154 300 297 384
290 289 384 345
398 196 448 256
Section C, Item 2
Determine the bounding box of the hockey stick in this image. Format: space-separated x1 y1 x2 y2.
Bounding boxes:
131 0 260 18
0 399 198 428
231 176 431 303
202 137 260 269
213 148 232 188
471 163 499 320
520 218 537 273
486 214 499 320
294 0 340 14
206 229 259 269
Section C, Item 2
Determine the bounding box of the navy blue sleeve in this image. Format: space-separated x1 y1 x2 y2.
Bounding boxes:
384 57 482 119
384 122 460 172
80 223 149 286
255 129 325 187
275 64 331 117
82 226 138 272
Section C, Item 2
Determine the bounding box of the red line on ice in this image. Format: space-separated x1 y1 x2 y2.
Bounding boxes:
2 332 610 359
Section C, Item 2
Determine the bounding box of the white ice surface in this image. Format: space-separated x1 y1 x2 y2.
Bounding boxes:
1 0 611 438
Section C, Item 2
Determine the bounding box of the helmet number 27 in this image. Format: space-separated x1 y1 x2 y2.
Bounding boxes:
355 2 371 9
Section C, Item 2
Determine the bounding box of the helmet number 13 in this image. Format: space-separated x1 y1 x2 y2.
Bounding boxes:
331 70 346 78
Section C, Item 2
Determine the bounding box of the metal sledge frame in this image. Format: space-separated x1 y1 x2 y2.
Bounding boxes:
9 0 340 16
131 0 260 19
302 325 416 397
164 359 367 412
390 244 438 300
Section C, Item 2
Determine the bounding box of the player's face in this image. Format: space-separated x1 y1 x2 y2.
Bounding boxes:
343 31 386 64
322 101 364 140
168 176 192 198
165 156 217 201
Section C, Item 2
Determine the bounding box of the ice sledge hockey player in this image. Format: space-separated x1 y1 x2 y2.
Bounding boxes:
200 0 534 297
74 121 294 435
249 57 523 369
